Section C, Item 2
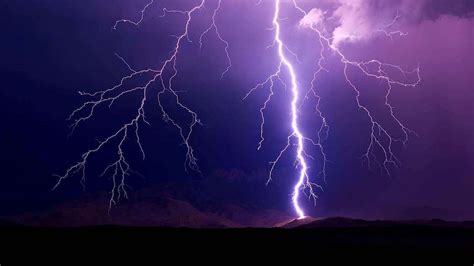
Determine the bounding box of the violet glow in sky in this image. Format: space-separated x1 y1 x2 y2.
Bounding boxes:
54 0 440 218
0 0 473 220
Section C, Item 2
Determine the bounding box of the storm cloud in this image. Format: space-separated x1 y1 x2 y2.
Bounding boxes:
299 0 474 46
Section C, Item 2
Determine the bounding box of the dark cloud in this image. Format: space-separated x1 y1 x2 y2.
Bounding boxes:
421 0 474 20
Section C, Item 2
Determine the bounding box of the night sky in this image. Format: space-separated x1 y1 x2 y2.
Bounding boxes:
1 0 473 222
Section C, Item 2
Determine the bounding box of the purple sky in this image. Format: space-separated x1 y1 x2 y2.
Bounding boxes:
0 0 473 220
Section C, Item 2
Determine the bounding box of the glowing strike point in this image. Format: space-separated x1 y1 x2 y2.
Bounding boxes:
273 0 308 219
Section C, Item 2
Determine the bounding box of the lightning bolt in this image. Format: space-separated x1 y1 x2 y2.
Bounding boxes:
376 11 409 41
273 0 311 219
246 0 325 219
55 0 231 211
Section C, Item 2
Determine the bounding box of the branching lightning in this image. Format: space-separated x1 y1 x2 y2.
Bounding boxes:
56 0 420 218
55 0 231 211
246 0 420 218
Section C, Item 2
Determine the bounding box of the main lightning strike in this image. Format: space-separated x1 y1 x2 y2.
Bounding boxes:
247 0 329 219
55 0 231 211
247 1 420 218
272 0 311 219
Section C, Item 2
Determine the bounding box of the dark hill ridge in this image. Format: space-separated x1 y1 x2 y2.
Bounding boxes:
277 216 317 228
289 217 474 229
9 193 291 228
0 219 20 226
6 172 294 227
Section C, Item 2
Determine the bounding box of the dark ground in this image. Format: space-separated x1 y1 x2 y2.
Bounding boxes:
1 220 473 262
